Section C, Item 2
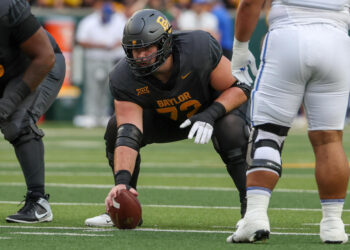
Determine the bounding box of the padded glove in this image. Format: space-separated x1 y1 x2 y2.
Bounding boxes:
231 38 257 85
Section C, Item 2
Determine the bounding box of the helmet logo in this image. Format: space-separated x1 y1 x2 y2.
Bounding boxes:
132 40 137 45
157 16 171 33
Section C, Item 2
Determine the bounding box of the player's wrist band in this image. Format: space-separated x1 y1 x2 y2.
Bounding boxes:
231 80 252 99
206 102 227 121
114 170 132 186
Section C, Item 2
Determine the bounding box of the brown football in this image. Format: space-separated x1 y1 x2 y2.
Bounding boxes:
108 189 142 229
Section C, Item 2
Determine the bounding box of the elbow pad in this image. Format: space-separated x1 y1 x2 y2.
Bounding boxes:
115 123 143 152
231 80 252 99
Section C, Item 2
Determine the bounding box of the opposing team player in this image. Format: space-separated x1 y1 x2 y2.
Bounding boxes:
85 9 251 227
1 0 65 223
227 0 350 244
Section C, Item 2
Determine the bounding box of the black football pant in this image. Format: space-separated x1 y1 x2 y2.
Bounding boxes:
0 53 65 197
104 103 249 217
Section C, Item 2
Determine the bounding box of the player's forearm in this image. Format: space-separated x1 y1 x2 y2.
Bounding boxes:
235 0 265 42
114 146 138 175
21 55 55 91
215 87 248 112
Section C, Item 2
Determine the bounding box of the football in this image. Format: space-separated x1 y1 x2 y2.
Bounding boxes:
108 189 142 229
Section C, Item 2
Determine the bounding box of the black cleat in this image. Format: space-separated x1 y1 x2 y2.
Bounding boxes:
6 191 53 223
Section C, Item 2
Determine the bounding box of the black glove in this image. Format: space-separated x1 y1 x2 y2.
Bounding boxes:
179 102 226 144
0 80 31 122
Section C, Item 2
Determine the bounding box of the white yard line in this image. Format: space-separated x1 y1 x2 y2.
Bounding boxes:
303 223 350 226
1 225 349 237
0 161 335 169
0 225 95 230
0 162 219 168
1 201 350 212
11 232 112 237
0 171 315 178
0 182 322 194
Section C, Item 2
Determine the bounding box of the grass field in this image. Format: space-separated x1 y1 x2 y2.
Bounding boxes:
0 123 350 250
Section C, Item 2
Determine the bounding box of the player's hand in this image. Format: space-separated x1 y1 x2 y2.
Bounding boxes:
180 102 226 144
180 119 213 144
231 38 257 85
105 184 138 213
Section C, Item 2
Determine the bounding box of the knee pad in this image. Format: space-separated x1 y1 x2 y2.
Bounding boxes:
220 147 246 166
1 110 44 146
247 123 289 177
213 113 250 165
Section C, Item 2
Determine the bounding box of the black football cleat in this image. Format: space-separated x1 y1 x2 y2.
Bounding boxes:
6 191 53 223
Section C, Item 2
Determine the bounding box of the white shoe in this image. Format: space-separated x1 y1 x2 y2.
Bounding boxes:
227 212 270 243
235 218 244 229
320 217 348 244
85 213 114 227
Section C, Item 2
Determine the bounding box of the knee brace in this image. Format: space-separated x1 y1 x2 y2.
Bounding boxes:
247 123 289 177
1 110 44 146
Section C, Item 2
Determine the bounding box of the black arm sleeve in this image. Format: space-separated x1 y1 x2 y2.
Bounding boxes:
10 14 41 45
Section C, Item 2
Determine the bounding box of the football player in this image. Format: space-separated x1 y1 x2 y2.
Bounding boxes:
85 9 251 227
227 0 350 244
1 0 65 223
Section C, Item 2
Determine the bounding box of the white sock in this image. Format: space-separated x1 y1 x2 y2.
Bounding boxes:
321 199 344 219
246 187 271 216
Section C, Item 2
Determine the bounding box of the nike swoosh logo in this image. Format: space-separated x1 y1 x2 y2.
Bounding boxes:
181 71 191 80
106 219 112 223
35 211 48 219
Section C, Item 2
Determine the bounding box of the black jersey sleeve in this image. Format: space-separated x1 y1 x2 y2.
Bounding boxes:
208 34 223 70
10 14 41 45
0 0 32 26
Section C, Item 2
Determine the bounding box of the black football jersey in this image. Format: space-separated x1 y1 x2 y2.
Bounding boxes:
0 0 60 93
109 30 223 124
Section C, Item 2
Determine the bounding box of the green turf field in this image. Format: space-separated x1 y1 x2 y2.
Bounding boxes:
0 123 349 249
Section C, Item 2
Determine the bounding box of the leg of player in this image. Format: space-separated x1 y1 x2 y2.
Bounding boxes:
309 130 349 244
227 124 289 243
4 53 64 223
3 115 52 223
212 110 250 223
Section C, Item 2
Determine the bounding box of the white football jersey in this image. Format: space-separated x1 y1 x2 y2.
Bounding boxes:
282 0 349 11
269 0 350 31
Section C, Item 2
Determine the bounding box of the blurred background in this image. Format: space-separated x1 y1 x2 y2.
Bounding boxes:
30 0 350 128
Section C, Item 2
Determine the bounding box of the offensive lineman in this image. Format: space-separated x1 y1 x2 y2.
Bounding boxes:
227 0 350 244
1 0 65 223
85 9 250 227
